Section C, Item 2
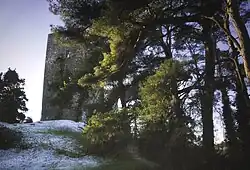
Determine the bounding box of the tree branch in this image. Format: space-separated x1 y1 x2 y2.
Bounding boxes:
203 16 241 51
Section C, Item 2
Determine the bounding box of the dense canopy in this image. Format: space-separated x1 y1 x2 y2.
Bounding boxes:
47 0 250 169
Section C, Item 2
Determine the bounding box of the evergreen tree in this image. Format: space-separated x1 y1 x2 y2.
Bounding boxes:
47 0 250 169
0 68 28 123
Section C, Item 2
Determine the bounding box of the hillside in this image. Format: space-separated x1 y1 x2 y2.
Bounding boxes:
0 120 101 170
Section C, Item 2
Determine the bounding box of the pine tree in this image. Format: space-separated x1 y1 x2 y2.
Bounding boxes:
0 68 28 123
47 0 250 169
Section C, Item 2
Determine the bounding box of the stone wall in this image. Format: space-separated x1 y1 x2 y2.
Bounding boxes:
41 34 138 121
41 34 85 121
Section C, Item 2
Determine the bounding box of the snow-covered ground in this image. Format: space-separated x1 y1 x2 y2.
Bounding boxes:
0 120 102 170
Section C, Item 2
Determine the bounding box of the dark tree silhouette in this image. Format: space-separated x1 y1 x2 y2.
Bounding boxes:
0 68 28 123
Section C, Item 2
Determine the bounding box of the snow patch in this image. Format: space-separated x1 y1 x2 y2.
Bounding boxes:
0 120 101 170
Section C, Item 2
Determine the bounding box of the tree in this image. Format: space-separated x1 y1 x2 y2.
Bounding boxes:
47 0 250 169
137 59 196 168
0 68 28 123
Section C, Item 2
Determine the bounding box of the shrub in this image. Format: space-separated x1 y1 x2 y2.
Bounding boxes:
83 109 131 155
0 125 23 149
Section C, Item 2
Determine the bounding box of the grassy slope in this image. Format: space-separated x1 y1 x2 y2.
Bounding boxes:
42 129 158 170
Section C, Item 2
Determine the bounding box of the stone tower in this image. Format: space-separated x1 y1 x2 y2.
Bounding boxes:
41 34 85 121
41 34 138 121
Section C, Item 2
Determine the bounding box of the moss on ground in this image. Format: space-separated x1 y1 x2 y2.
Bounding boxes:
39 129 89 158
55 148 87 158
40 129 86 144
72 151 159 170
40 129 159 170
75 158 158 170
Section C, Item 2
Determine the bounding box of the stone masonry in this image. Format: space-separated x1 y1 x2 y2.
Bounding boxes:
41 34 138 121
41 34 85 121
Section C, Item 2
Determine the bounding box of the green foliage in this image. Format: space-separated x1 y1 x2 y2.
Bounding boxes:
55 148 86 158
47 0 250 169
40 129 89 157
136 60 196 168
83 109 131 155
139 59 186 122
0 68 28 123
41 129 87 145
89 18 126 74
85 158 158 170
50 82 86 108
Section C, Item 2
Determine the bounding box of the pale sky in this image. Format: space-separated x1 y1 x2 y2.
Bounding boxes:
0 0 63 121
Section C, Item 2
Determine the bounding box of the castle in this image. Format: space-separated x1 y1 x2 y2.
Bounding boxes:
41 34 138 121
41 34 87 121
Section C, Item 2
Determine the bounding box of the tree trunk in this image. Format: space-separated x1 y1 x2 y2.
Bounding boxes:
200 20 216 168
160 26 184 119
223 10 250 163
217 47 237 150
227 0 250 79
235 73 250 169
221 86 237 147
171 76 184 119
